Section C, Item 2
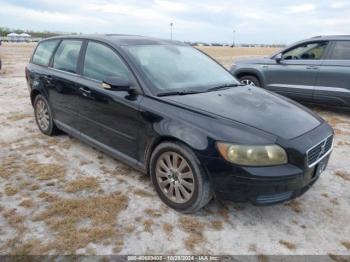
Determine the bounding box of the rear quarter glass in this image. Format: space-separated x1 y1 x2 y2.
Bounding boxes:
32 40 60 66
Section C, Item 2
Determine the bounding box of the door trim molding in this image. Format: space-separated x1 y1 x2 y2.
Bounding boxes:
54 119 147 173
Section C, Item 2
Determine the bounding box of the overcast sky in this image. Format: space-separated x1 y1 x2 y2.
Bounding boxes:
0 0 349 44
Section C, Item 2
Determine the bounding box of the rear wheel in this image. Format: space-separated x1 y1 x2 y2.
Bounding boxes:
150 142 212 213
239 75 260 87
34 95 59 136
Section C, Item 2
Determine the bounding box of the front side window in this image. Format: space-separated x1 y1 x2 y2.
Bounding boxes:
329 41 350 60
53 40 82 73
124 45 238 92
283 42 328 60
32 40 59 66
83 42 130 82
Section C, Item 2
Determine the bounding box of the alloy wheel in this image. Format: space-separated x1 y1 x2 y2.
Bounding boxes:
155 152 195 204
241 79 256 86
36 99 50 131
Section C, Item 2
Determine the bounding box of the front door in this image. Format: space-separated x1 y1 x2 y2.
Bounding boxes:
264 41 329 103
76 41 143 160
313 41 350 107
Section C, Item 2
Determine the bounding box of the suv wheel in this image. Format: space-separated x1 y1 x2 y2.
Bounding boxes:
34 95 59 136
150 142 212 213
239 75 260 87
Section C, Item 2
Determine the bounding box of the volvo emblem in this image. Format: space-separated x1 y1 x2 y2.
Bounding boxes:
318 140 327 159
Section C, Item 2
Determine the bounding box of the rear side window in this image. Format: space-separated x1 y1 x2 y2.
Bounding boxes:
32 40 59 66
53 40 82 74
83 42 130 82
329 41 350 60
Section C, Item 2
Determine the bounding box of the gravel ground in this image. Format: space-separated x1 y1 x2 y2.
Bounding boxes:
0 43 350 256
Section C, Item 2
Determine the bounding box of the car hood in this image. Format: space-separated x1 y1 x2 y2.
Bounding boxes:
163 86 322 140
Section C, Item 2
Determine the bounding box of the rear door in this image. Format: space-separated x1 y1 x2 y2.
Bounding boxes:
264 41 329 103
313 41 350 107
48 39 84 130
76 41 143 160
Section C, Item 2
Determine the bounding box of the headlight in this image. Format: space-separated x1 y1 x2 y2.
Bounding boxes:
217 142 288 166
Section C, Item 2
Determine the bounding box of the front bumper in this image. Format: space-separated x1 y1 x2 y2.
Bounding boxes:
201 122 333 205
205 156 329 205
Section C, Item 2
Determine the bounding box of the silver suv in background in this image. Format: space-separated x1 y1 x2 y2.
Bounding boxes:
230 35 350 107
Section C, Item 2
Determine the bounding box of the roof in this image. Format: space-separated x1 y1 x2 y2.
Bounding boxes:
20 33 31 37
308 35 350 41
43 34 186 46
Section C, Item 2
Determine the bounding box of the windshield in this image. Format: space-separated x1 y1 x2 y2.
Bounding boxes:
124 45 239 93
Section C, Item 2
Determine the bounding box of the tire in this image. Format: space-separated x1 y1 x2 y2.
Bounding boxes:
239 75 260 87
33 94 59 136
150 142 212 213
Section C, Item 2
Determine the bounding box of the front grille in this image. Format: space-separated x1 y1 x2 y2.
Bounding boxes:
307 135 333 167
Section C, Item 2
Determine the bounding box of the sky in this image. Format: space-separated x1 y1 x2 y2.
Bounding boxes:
0 0 350 44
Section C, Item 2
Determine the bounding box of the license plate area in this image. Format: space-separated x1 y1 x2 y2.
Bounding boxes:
312 155 329 179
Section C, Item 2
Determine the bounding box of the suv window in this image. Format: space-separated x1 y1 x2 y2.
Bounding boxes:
83 42 130 82
283 42 328 60
329 41 350 60
32 40 60 66
53 40 82 74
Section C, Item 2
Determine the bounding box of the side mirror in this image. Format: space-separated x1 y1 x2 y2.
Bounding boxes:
102 76 134 92
275 53 283 63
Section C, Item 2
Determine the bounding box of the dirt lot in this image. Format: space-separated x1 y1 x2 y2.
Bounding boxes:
0 43 350 256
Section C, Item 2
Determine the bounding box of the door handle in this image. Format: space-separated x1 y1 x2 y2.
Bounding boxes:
79 87 91 96
306 66 319 70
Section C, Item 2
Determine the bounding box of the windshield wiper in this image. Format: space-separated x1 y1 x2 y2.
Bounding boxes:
205 83 243 92
157 90 203 97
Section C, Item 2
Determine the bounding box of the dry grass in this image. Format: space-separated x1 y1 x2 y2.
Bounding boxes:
134 189 154 198
112 165 133 176
218 205 230 221
249 243 257 252
143 219 154 232
124 224 135 234
337 141 350 146
210 220 223 230
197 46 279 66
341 241 350 250
179 216 205 251
25 160 66 181
0 154 21 178
6 112 31 121
3 209 26 233
163 223 173 235
64 176 100 193
279 240 297 250
285 200 303 213
19 199 34 208
4 185 19 196
334 170 350 181
37 192 59 202
33 192 128 253
144 208 162 217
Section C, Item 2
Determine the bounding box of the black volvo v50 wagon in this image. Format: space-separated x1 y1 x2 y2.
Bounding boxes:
26 35 334 213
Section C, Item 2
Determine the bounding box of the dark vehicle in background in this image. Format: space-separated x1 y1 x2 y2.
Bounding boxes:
230 35 350 107
26 35 333 213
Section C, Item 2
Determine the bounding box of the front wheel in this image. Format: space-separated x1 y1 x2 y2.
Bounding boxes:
150 142 212 213
239 75 260 87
